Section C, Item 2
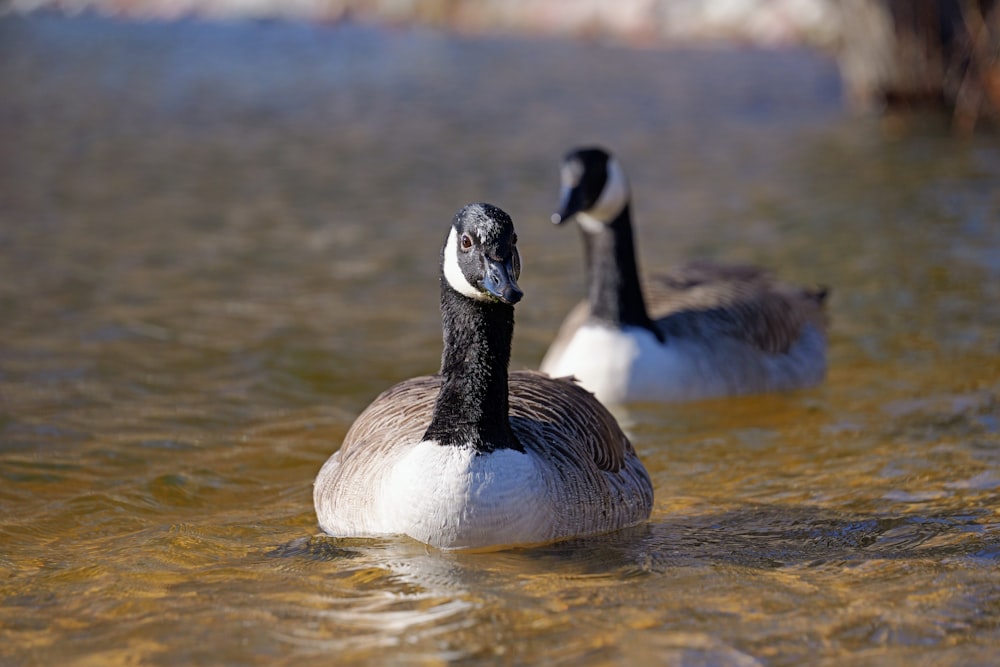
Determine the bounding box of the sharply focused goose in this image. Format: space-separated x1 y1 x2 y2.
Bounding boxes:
314 203 653 551
540 146 829 405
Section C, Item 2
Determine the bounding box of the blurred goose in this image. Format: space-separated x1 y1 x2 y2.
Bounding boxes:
314 203 653 551
540 146 829 405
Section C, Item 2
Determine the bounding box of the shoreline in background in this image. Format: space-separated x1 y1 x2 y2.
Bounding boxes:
2 0 842 49
5 1 998 129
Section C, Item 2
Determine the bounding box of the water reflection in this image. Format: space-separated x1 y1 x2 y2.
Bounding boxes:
263 497 999 662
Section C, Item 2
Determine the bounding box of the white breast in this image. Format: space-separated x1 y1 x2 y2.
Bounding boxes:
375 441 556 550
541 323 744 404
541 324 662 403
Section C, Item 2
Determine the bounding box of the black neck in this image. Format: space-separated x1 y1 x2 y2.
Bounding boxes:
581 204 662 339
422 284 524 453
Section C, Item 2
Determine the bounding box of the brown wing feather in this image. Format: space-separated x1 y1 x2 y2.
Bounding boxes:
642 260 829 354
508 370 630 472
333 377 438 469
336 371 630 475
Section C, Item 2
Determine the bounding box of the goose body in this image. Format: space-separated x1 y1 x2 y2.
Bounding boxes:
314 203 653 551
539 147 829 405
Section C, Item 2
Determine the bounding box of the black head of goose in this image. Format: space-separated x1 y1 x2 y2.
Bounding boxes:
314 203 653 551
540 146 829 405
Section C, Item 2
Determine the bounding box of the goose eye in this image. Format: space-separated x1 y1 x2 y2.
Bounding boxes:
460 233 473 251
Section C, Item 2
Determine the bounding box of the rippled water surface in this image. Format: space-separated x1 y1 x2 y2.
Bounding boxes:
2 14 999 666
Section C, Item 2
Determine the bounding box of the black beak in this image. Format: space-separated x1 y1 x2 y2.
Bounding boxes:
551 183 584 225
482 255 523 305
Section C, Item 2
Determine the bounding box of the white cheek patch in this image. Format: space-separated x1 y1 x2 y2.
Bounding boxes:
576 212 606 234
443 227 489 301
588 157 629 223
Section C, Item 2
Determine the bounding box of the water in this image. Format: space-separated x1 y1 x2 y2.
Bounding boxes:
2 14 999 666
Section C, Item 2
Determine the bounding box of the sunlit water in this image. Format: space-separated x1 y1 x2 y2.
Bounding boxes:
1 14 999 666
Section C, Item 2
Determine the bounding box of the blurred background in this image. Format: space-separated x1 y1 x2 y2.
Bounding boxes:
5 0 1000 128
1 2 999 666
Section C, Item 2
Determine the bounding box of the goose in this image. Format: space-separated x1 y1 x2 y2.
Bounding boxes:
314 203 653 551
539 146 829 405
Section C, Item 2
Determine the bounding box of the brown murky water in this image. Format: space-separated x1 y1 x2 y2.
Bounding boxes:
2 14 999 666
